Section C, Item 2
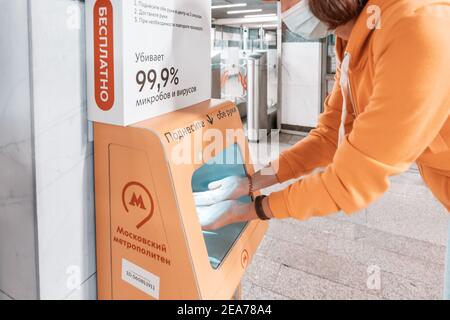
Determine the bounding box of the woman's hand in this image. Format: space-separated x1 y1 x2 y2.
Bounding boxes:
193 176 250 206
197 201 258 231
196 198 274 231
194 165 279 230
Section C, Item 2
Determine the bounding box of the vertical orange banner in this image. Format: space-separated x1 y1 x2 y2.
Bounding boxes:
94 0 115 111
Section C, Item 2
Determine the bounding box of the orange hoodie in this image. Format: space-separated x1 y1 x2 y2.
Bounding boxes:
268 0 450 220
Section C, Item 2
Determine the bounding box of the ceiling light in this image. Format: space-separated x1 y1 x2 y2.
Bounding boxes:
212 3 247 9
227 9 263 15
244 13 277 18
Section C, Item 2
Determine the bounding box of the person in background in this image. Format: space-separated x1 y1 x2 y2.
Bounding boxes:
196 0 450 296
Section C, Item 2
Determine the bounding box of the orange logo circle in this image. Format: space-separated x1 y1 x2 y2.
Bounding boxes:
122 181 154 229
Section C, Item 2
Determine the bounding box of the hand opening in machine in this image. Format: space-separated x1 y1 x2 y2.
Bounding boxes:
192 144 251 270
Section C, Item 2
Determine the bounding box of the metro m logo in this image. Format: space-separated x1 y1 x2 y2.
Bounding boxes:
122 181 154 229
129 193 146 210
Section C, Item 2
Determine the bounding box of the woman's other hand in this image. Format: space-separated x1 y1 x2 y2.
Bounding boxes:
193 176 250 206
197 201 255 231
197 198 273 231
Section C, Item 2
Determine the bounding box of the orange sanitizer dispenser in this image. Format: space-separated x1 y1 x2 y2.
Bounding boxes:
94 99 268 300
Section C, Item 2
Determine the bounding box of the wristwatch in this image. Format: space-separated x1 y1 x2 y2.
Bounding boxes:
254 195 271 221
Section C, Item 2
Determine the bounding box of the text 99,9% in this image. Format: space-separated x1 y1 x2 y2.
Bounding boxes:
136 67 180 93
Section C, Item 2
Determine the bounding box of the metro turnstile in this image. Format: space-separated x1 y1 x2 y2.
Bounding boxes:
246 52 277 142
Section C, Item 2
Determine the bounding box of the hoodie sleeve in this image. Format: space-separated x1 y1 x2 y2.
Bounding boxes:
271 40 350 183
268 15 450 220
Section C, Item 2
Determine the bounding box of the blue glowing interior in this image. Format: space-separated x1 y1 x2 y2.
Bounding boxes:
191 144 251 269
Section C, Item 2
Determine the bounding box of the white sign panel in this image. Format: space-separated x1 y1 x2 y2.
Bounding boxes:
86 0 211 126
122 258 160 299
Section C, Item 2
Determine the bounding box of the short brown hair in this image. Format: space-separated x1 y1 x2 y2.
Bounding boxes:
309 0 369 29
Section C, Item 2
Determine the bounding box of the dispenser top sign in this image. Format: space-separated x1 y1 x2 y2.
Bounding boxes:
86 0 211 126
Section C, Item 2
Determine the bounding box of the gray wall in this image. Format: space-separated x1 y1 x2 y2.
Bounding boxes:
0 0 97 300
0 0 39 300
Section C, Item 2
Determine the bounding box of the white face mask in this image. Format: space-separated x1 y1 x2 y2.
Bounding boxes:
281 0 333 40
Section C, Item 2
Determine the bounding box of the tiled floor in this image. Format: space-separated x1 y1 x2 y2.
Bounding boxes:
242 132 450 300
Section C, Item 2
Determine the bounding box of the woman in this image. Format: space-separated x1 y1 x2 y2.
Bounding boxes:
196 0 450 243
